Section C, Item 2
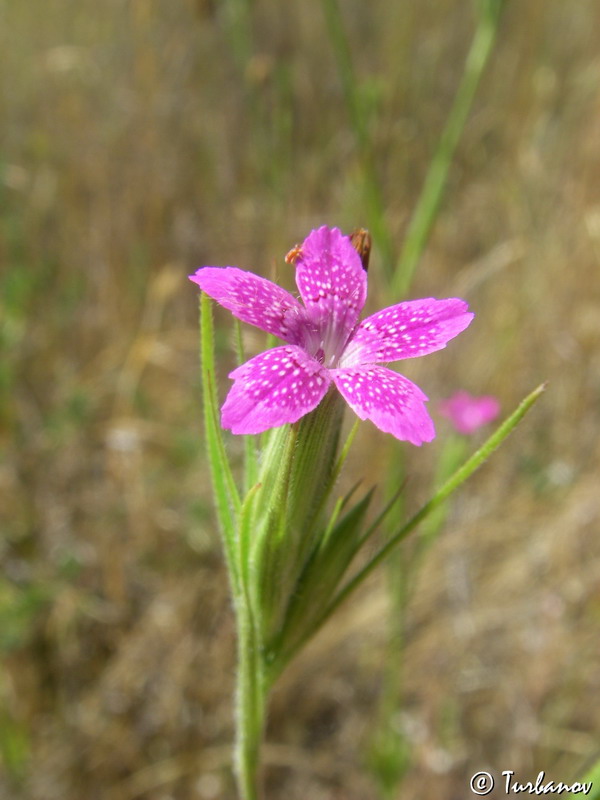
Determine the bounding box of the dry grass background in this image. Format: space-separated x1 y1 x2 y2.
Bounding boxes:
1 1 600 798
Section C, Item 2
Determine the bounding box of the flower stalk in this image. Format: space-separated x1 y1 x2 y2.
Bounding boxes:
234 598 268 800
232 394 347 799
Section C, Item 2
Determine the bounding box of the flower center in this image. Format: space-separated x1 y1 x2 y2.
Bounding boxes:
305 320 351 369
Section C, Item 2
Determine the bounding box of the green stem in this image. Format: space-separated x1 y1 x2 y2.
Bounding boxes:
392 0 505 297
235 601 268 800
368 574 411 798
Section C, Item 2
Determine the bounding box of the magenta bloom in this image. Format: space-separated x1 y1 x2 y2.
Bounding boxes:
190 226 474 445
439 391 500 435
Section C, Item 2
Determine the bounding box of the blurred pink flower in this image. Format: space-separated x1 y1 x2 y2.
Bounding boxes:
190 226 474 444
439 391 500 435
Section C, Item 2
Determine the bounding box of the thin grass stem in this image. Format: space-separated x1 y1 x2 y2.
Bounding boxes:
392 0 505 297
320 0 395 272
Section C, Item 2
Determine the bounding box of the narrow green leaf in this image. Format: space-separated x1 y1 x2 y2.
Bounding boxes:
336 479 363 514
322 496 345 544
237 480 263 587
272 489 374 671
329 420 360 499
355 480 407 551
318 479 363 551
286 382 546 661
205 370 242 516
316 488 375 579
200 294 241 589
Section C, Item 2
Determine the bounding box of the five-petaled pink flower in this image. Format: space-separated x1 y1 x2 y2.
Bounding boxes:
189 226 474 445
439 391 500 435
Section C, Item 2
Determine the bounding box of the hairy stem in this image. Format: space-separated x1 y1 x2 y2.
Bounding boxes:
234 600 268 800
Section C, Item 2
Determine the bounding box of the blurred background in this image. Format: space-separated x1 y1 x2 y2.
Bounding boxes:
1 0 599 798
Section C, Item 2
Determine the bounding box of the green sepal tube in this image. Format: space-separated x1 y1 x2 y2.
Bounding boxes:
246 389 346 644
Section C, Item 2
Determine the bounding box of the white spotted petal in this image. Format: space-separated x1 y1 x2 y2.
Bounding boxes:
331 365 435 445
295 226 367 361
190 266 309 345
341 298 473 366
221 346 331 435
189 227 475 444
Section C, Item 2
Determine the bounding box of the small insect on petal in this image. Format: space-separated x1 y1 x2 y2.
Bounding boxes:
349 228 372 272
285 243 303 265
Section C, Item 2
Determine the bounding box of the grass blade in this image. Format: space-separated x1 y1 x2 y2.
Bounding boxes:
321 0 395 272
392 0 505 296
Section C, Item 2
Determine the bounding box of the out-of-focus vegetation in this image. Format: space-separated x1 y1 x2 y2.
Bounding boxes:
1 1 600 798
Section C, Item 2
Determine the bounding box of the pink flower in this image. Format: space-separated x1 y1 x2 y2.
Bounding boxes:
190 226 474 445
439 391 500 435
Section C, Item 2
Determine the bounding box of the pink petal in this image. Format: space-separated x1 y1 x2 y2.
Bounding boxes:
189 267 308 344
341 298 474 366
295 226 367 345
331 365 435 445
221 346 331 435
439 391 500 435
